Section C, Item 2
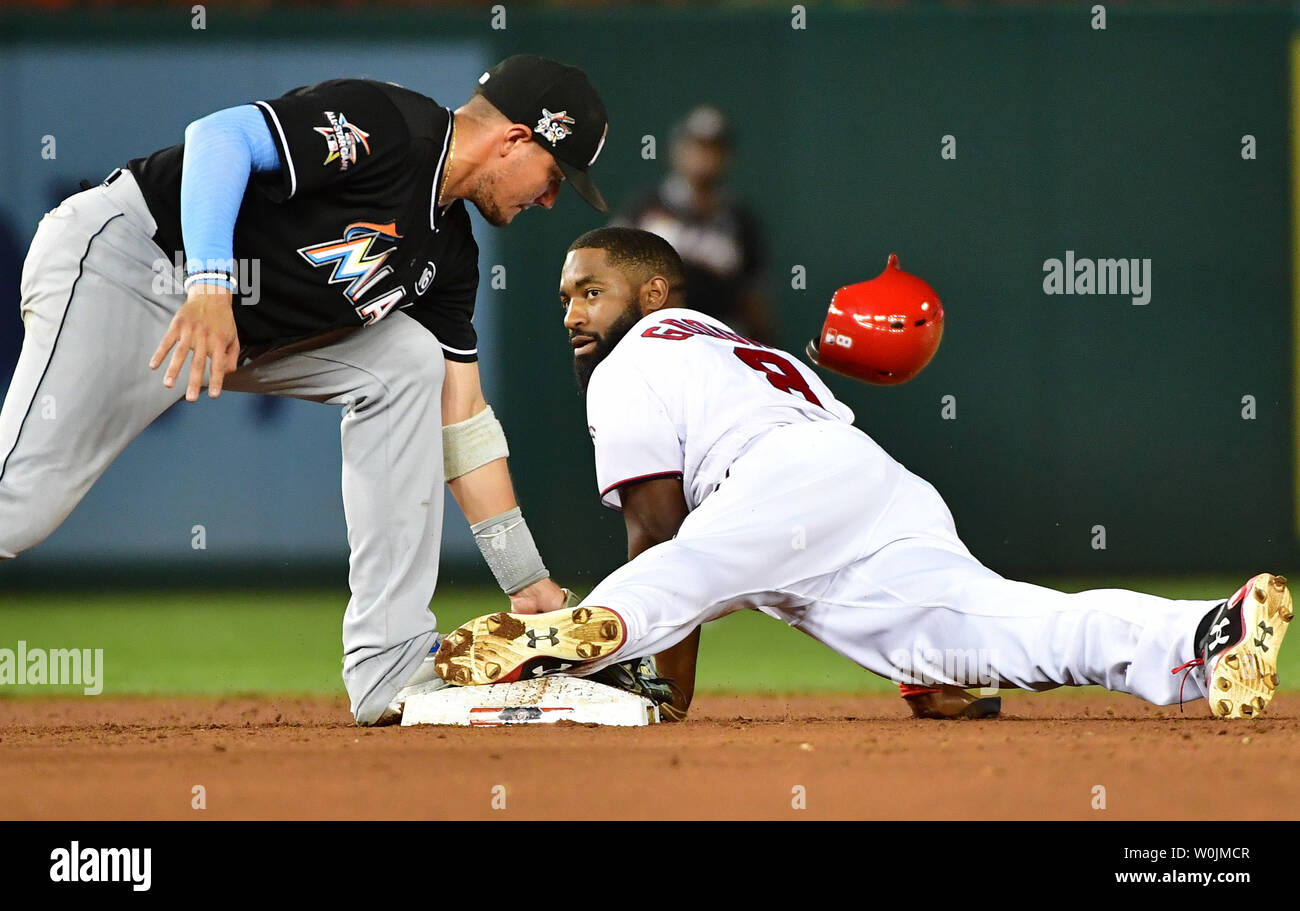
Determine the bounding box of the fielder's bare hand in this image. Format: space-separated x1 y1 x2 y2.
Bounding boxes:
150 285 241 401
508 577 567 615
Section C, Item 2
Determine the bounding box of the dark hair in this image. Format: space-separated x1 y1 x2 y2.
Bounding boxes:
567 226 686 305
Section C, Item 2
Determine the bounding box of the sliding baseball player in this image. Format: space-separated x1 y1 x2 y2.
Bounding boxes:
433 227 1292 722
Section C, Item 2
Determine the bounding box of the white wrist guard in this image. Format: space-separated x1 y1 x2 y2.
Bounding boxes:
443 405 509 481
471 507 548 594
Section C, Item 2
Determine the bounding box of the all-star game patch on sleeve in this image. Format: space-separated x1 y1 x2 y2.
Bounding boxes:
586 359 685 510
253 79 412 201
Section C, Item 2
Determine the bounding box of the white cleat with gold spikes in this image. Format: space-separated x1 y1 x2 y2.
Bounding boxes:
1197 573 1292 719
434 605 627 687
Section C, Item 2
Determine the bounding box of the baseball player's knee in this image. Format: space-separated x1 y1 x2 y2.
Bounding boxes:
0 526 45 560
0 499 58 559
381 324 446 393
352 673 415 726
344 657 408 727
351 692 390 727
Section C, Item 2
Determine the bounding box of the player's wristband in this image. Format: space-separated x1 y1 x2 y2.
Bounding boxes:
470 507 549 595
443 406 509 481
183 271 238 292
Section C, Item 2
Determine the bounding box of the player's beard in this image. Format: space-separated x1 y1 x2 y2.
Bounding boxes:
465 171 513 227
574 304 643 395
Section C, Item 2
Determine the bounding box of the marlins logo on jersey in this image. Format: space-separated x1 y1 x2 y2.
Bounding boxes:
298 221 405 325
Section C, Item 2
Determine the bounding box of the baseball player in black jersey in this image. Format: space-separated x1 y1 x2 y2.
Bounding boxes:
0 55 609 725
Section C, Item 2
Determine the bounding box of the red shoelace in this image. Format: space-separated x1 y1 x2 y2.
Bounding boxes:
1170 658 1205 711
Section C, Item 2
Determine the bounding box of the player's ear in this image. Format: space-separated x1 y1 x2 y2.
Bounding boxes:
640 275 671 314
499 122 533 155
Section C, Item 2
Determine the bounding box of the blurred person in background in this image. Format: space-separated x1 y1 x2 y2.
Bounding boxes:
611 104 775 344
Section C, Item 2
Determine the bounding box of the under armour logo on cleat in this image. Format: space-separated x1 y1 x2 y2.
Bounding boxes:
1208 617 1232 650
1255 620 1274 651
529 661 573 678
526 628 560 648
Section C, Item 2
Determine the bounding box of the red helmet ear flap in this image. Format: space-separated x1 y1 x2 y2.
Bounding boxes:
806 253 944 386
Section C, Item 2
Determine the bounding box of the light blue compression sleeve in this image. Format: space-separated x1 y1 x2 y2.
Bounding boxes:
180 104 282 290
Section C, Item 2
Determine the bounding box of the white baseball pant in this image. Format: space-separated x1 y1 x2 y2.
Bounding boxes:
580 421 1218 705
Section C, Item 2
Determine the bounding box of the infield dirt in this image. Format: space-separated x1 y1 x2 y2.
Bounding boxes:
1 692 1295 820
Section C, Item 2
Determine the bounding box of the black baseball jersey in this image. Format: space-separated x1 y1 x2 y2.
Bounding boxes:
128 78 480 362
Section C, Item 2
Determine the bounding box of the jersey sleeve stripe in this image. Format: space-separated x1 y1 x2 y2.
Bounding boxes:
439 342 477 356
254 101 297 199
599 471 684 498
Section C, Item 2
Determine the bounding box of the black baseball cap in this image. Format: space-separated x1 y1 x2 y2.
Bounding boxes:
474 54 610 212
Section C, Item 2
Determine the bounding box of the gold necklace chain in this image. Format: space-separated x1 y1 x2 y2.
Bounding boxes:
438 117 457 209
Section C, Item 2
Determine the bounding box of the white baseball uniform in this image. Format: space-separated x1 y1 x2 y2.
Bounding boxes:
578 307 1218 704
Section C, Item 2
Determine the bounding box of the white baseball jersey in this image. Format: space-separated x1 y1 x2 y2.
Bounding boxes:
585 307 854 510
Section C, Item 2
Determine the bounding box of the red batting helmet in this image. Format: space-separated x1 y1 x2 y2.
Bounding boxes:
805 253 945 385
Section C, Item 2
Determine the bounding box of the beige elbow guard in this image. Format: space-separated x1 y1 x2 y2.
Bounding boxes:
443 405 510 481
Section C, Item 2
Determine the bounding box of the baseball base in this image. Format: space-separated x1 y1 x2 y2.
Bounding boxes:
400 676 661 727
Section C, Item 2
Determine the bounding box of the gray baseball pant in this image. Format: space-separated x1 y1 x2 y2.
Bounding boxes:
0 171 443 724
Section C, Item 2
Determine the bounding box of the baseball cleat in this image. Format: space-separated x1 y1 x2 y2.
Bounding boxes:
434 605 626 687
1191 573 1292 719
587 655 688 721
900 684 1002 720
